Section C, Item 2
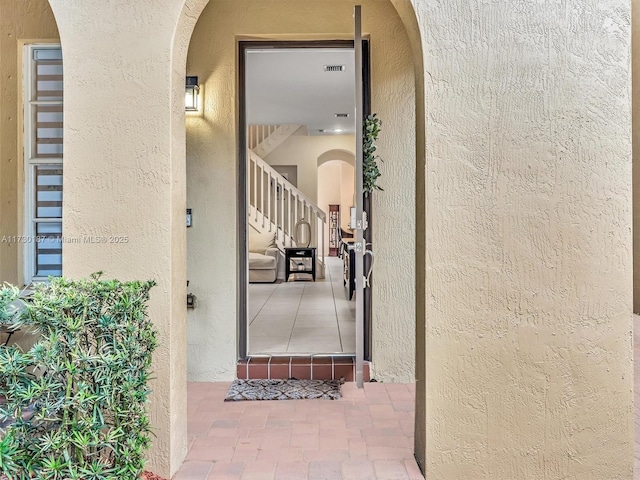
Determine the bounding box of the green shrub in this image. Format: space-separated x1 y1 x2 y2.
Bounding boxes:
0 285 19 325
0 276 157 480
363 113 383 197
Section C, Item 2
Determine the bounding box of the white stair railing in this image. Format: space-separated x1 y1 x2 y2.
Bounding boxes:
248 124 300 158
248 149 326 275
248 125 279 150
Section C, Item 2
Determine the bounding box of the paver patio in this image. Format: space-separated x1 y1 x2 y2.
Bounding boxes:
175 314 640 479
174 381 423 479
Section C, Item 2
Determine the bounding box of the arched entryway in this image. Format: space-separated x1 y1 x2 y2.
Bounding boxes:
43 0 637 477
183 0 423 391
184 0 420 380
48 0 426 476
180 0 426 475
317 151 356 258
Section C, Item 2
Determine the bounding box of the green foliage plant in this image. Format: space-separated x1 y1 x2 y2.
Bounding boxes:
0 285 20 325
0 275 157 480
363 113 383 197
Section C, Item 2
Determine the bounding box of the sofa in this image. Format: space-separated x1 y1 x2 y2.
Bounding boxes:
249 230 279 283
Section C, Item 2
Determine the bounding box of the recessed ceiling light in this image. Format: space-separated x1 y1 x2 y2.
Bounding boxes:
333 129 344 133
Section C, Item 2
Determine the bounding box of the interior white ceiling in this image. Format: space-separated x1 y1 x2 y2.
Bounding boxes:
246 48 356 135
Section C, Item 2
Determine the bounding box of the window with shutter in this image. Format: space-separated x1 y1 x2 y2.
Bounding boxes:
24 45 63 282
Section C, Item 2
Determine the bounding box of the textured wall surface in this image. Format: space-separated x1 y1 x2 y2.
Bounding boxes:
0 0 59 285
387 0 428 468
47 0 209 476
634 0 640 313
186 0 416 383
414 0 633 477
3 0 633 478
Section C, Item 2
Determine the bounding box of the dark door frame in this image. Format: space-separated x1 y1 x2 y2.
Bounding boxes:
238 39 372 360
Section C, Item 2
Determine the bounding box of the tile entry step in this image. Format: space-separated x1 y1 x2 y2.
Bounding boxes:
237 355 370 382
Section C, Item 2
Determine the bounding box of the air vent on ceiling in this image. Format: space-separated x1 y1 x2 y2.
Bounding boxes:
324 65 346 72
335 113 349 118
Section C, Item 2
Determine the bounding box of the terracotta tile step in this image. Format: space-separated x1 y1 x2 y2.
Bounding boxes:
237 355 370 382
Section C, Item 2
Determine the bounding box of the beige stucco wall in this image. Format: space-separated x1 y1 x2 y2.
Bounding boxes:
1 0 633 478
47 0 209 476
634 0 640 314
186 0 416 383
413 0 633 477
0 0 59 286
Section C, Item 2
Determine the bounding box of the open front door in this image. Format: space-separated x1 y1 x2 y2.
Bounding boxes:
354 5 366 388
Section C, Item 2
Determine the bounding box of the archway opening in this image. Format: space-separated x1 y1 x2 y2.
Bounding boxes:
177 0 426 475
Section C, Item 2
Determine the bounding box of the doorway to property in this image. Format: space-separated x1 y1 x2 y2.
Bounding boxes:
239 41 371 360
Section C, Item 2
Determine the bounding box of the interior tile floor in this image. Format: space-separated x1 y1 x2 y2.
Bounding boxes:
174 381 423 480
248 256 355 355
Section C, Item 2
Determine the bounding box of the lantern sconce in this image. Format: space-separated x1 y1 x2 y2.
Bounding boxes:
185 76 200 111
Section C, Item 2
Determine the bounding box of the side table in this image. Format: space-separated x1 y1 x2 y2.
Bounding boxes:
285 247 316 281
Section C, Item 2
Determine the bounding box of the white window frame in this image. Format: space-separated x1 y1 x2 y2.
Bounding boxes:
23 44 63 284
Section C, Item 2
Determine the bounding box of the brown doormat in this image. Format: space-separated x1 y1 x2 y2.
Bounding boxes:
225 378 343 401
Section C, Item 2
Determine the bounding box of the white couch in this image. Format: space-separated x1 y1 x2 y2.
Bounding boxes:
249 230 279 283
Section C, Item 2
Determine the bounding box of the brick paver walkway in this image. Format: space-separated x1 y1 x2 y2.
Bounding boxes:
635 315 640 479
174 381 424 479
178 315 640 479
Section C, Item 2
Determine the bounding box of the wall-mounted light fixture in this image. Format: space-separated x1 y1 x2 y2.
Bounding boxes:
185 76 199 111
187 280 196 309
187 293 196 309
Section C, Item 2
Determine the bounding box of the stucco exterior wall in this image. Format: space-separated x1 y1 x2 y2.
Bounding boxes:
47 0 209 476
186 0 416 382
0 0 59 286
414 0 633 477
634 0 640 314
0 0 633 478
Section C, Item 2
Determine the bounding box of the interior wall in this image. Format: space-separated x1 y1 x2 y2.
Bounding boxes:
186 0 416 382
317 161 342 256
340 162 355 231
0 0 59 286
264 131 355 204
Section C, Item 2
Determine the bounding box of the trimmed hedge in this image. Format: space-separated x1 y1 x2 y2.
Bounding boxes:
0 276 157 480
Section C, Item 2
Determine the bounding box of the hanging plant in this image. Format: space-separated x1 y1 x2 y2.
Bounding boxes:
363 113 383 196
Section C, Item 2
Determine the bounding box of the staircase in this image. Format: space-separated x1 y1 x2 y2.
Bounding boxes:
248 124 301 158
247 128 326 279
